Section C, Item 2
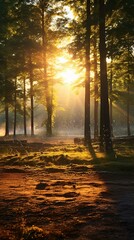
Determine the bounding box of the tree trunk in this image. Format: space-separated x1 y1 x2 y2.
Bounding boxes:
13 78 17 136
46 105 52 136
127 83 131 136
23 77 27 136
109 58 113 137
4 70 9 136
5 101 9 136
29 54 34 136
84 0 91 145
94 67 99 140
93 31 99 139
41 3 52 136
127 46 131 136
99 0 113 154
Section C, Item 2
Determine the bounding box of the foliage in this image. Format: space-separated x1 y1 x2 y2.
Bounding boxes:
0 0 133 138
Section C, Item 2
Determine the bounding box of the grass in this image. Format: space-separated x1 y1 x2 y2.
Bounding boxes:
21 225 45 240
0 139 134 173
91 140 134 172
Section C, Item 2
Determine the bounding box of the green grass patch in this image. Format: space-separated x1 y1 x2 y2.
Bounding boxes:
0 140 134 173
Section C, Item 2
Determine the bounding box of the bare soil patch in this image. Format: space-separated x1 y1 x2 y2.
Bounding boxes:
0 139 134 239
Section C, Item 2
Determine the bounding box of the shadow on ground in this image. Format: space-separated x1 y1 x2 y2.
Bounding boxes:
0 137 134 239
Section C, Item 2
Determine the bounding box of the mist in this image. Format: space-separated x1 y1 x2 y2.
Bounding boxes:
0 85 134 138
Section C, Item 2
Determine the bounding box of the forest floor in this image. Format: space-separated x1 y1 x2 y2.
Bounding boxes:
0 136 134 240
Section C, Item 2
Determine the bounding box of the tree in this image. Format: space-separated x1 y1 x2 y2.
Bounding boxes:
84 0 91 145
0 0 16 136
23 76 27 136
38 0 69 136
99 0 113 154
39 0 52 136
12 0 42 136
92 0 99 140
63 0 92 143
106 0 134 137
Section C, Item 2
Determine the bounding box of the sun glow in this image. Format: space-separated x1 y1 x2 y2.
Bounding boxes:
60 69 78 85
57 56 68 64
64 6 74 20
56 55 79 85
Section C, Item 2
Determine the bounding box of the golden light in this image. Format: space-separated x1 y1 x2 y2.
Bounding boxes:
90 70 95 79
64 6 74 20
60 68 78 85
106 57 112 63
57 56 68 64
56 54 79 85
0 128 5 136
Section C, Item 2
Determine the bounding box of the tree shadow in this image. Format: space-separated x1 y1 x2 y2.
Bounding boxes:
84 141 97 161
89 138 134 240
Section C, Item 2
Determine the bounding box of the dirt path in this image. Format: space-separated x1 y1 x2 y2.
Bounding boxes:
0 166 134 240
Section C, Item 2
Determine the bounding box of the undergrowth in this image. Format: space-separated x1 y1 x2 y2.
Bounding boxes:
0 140 134 173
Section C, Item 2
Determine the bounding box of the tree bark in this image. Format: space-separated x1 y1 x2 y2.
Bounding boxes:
41 2 52 136
127 83 131 136
94 62 99 139
23 77 27 136
5 101 9 136
109 57 113 137
13 78 17 136
4 69 9 136
127 45 131 136
84 0 91 145
93 31 99 139
99 0 113 154
29 54 34 136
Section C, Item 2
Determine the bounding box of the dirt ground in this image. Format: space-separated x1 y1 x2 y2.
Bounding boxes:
0 139 134 240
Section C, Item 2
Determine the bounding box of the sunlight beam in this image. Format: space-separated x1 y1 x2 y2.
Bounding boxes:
60 68 78 85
